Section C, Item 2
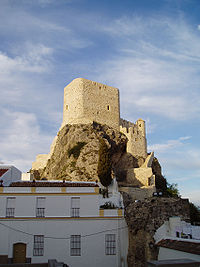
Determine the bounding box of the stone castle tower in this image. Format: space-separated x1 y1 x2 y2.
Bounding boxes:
62 78 120 130
62 78 147 159
32 78 148 171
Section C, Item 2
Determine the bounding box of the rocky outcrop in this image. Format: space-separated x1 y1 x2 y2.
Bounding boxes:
31 122 140 181
152 157 167 193
122 193 190 267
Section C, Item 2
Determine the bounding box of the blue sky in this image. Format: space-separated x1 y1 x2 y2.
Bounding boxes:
0 0 200 205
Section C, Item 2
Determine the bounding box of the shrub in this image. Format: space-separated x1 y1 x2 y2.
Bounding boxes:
166 182 180 197
189 202 200 225
67 142 87 159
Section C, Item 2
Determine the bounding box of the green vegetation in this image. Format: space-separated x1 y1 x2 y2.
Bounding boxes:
100 201 117 209
166 182 180 197
97 139 112 187
67 142 87 159
189 202 200 225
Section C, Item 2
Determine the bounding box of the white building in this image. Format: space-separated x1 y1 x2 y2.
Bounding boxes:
154 217 200 262
0 165 22 186
0 180 128 267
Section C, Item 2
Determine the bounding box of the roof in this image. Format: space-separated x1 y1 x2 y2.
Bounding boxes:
10 181 99 187
148 259 200 266
157 239 200 255
0 169 9 178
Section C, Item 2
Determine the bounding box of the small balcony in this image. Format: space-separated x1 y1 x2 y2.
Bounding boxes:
71 208 80 217
6 208 15 218
36 208 45 217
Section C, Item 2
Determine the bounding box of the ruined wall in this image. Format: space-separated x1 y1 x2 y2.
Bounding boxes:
62 78 120 130
120 118 147 159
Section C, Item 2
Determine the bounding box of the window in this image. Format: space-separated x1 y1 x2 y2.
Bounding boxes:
105 234 116 255
71 197 80 217
107 105 110 110
6 197 15 217
36 197 45 217
70 235 81 256
33 235 44 256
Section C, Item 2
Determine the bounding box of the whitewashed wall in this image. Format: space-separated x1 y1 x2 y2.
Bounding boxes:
0 166 21 186
158 247 200 262
0 218 128 267
0 185 128 267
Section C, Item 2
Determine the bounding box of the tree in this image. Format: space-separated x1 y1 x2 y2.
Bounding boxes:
166 182 180 197
97 139 112 187
189 202 200 225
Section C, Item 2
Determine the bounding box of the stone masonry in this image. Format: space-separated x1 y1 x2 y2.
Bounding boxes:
61 78 147 159
32 78 152 191
62 78 120 130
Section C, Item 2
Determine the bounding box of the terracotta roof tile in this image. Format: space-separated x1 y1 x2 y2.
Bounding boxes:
0 169 8 178
10 181 98 187
157 239 200 255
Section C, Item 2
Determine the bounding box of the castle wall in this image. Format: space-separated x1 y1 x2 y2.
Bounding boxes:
62 78 120 130
119 186 156 200
120 119 147 158
32 154 49 170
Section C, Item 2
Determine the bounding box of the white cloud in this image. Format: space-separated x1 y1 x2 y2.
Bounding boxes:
95 15 200 121
148 136 191 153
183 190 200 206
0 109 53 172
0 44 53 74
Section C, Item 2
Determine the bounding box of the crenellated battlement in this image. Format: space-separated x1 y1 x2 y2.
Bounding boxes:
120 118 147 158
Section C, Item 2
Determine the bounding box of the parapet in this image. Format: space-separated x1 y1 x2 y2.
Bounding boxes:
120 118 147 158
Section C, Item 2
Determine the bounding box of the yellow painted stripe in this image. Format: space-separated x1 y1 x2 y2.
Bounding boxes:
0 192 98 196
0 216 123 220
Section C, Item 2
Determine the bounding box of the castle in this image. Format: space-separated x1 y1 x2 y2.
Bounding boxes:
62 78 147 159
32 78 154 196
32 78 148 171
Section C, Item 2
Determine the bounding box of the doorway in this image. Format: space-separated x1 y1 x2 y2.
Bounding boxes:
13 243 26 263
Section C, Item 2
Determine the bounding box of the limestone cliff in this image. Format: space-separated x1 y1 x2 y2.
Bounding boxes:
122 193 190 267
31 122 140 181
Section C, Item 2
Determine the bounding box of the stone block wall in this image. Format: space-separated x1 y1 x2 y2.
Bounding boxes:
62 78 120 130
120 118 147 158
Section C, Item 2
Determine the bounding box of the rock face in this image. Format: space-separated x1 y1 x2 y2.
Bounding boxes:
122 193 190 267
152 157 167 193
31 122 140 181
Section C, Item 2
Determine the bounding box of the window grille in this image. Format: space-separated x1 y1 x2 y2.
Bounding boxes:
36 197 45 217
6 197 15 217
70 235 81 256
71 197 80 217
105 234 116 255
33 235 44 256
